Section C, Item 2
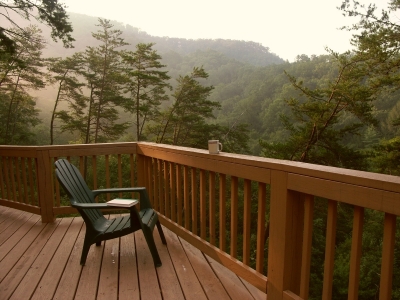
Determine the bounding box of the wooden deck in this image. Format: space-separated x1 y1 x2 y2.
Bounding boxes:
0 206 266 300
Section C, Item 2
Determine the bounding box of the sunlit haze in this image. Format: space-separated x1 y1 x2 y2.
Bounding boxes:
63 0 387 62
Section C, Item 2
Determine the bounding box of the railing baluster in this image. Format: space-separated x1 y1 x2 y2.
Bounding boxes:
147 157 155 207
348 206 364 299
130 153 135 188
92 156 97 190
10 157 16 201
117 154 122 197
150 158 160 211
21 157 28 204
243 179 251 265
200 169 206 240
170 162 176 222
219 173 226 252
28 157 35 205
256 182 266 273
191 168 198 235
322 200 338 300
79 156 84 175
300 194 314 299
209 171 216 246
3 157 10 200
184 165 190 230
164 161 170 218
379 213 396 300
53 156 61 207
230 176 238 258
15 157 22 202
158 159 164 215
105 155 110 201
0 156 4 199
176 164 183 226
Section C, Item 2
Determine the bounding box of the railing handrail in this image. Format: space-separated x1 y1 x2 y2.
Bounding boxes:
137 142 400 193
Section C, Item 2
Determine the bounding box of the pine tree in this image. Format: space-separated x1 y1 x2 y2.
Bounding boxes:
46 53 86 144
149 67 218 147
260 51 377 168
0 25 44 144
56 19 130 144
122 43 171 141
0 0 74 55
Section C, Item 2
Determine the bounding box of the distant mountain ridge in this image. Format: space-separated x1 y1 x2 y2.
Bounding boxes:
43 12 285 66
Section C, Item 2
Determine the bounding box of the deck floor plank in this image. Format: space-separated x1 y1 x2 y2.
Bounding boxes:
240 277 268 300
97 238 120 300
0 207 22 229
0 206 265 300
118 233 140 300
74 237 104 300
52 222 86 300
153 226 185 300
0 213 40 261
0 210 34 246
0 206 11 224
206 254 260 300
31 217 84 300
10 218 73 300
136 230 163 300
163 227 208 300
180 237 231 299
0 219 61 299
0 215 45 280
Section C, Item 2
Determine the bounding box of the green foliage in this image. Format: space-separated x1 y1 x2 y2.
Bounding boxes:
368 136 400 175
0 91 40 144
46 53 86 144
148 66 216 145
52 19 130 144
0 0 74 55
122 43 171 141
0 25 44 144
260 51 377 168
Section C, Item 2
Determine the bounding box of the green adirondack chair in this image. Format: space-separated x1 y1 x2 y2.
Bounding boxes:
54 158 166 267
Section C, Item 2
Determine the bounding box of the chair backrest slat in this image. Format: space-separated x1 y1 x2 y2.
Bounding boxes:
55 159 103 222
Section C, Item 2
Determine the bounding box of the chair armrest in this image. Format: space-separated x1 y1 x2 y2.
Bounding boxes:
92 187 153 210
92 187 146 198
72 202 110 209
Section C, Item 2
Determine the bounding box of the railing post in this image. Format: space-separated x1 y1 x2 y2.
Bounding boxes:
136 151 146 188
267 170 304 299
36 149 55 223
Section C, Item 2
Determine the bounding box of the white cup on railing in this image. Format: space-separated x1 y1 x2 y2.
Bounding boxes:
208 140 223 154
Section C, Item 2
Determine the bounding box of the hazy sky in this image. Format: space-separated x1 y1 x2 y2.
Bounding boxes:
63 0 388 62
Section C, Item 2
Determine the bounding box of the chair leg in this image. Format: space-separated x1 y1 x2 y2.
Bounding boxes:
80 241 91 266
142 227 162 267
156 221 167 245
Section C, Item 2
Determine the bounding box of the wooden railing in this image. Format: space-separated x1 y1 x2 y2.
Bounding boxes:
0 143 139 222
0 142 399 299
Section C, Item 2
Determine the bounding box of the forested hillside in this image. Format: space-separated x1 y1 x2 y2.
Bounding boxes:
2 2 400 299
3 8 400 173
43 12 285 66
3 6 399 174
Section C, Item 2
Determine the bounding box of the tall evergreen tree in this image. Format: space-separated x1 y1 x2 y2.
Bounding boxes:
56 19 129 144
149 67 219 147
0 25 44 144
340 0 400 175
46 53 85 144
0 0 74 56
122 43 171 141
260 51 377 168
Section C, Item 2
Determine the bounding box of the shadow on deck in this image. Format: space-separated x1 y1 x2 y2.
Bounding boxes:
0 206 266 300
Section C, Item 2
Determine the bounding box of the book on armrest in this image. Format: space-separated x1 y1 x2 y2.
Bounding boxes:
106 199 138 207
